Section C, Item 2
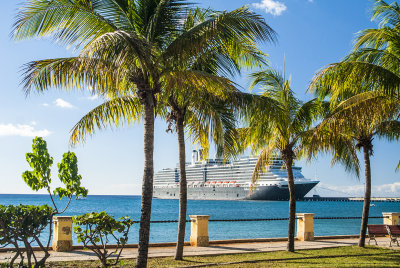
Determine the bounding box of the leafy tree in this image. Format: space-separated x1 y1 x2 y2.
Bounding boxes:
73 212 133 268
23 137 88 214
13 1 275 266
240 68 323 252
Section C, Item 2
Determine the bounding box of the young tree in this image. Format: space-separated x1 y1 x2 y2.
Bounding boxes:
2 137 88 267
241 68 323 252
14 1 275 266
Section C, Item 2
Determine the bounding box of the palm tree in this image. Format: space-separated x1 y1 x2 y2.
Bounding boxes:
241 68 323 252
309 0 400 247
13 1 276 266
305 92 400 247
166 8 268 259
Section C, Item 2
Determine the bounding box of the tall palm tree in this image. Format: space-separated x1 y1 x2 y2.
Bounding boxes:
13 1 276 266
166 8 268 259
309 0 400 247
305 92 400 247
166 89 241 259
241 68 323 252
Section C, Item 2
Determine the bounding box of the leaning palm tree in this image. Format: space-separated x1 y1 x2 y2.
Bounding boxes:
241 68 323 252
305 91 400 247
13 1 276 266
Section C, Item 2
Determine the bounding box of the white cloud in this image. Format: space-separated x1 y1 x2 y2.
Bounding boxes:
87 94 99 101
308 0 313 2
42 103 49 107
376 182 400 194
252 0 287 16
315 182 400 197
54 98 75 109
0 123 51 137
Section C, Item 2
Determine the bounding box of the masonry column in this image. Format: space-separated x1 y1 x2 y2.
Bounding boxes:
189 215 210 247
383 212 399 225
296 213 314 241
52 216 73 252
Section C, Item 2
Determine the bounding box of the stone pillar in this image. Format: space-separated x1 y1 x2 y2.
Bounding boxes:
296 213 314 241
189 215 210 247
383 212 399 225
52 216 73 252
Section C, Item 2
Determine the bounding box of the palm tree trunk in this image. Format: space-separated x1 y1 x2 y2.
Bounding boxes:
285 158 296 252
358 146 371 247
136 96 155 268
175 115 187 260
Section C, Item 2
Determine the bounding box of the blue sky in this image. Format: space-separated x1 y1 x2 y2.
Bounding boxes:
0 0 399 197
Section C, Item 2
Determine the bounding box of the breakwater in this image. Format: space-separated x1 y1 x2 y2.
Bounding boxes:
303 197 400 202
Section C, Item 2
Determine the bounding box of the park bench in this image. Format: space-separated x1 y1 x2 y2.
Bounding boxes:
367 224 388 245
386 225 400 247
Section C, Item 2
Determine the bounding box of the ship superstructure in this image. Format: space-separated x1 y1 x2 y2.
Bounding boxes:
153 150 319 200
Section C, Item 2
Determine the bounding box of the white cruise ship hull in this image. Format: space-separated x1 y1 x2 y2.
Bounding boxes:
153 181 319 201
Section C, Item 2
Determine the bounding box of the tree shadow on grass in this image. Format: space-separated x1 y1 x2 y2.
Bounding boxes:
199 252 398 267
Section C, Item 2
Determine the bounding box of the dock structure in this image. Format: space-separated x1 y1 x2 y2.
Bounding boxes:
302 197 400 202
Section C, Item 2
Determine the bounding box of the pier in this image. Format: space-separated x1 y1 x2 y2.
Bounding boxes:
303 197 400 202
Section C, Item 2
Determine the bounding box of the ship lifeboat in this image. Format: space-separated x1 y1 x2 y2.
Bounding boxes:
229 181 236 183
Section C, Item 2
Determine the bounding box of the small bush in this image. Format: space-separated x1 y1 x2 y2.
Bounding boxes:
73 212 133 267
0 204 54 267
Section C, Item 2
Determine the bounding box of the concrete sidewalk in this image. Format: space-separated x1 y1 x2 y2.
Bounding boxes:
0 237 398 263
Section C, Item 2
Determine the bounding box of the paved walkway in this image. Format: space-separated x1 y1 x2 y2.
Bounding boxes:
0 237 398 263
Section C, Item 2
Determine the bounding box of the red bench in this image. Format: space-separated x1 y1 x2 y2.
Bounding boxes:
386 225 400 247
367 225 388 245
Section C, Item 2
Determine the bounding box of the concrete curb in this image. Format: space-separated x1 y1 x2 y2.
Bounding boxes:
0 234 362 253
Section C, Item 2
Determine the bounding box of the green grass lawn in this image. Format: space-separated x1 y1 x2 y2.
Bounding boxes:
47 246 400 267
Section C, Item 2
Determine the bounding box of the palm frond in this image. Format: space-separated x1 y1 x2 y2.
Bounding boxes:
162 6 276 64
70 95 143 145
372 0 400 28
22 57 132 95
310 61 400 102
13 0 130 49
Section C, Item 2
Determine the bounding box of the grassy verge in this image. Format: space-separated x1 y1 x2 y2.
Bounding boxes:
46 246 400 267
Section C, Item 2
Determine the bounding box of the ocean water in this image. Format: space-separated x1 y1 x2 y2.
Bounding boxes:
1 194 399 246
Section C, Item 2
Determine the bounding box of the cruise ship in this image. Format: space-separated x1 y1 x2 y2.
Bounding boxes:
153 150 319 200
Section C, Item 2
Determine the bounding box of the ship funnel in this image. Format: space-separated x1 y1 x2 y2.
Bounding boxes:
191 150 198 165
198 149 203 161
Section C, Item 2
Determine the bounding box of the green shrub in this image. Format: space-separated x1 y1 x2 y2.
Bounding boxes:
73 212 133 267
0 204 54 267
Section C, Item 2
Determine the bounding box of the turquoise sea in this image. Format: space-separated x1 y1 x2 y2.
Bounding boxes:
1 194 399 245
